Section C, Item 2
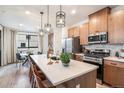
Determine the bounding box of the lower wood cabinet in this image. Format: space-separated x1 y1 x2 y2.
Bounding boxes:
104 60 124 87
75 55 83 61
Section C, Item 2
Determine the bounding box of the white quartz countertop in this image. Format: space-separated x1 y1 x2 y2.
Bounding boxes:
104 57 124 63
30 54 98 86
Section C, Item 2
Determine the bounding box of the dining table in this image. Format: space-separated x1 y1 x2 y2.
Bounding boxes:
30 54 98 88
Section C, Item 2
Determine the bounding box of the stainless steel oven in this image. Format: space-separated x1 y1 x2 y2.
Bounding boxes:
83 49 110 84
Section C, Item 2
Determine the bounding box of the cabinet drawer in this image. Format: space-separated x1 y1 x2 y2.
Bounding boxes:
104 60 124 68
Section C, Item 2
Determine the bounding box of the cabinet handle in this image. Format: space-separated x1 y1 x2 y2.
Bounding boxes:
110 63 117 65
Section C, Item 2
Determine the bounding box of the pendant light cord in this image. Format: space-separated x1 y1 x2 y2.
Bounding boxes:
47 5 49 24
60 5 62 14
40 12 43 29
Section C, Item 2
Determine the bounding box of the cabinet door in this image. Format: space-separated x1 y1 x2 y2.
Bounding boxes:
104 60 124 87
73 27 80 37
89 13 97 34
116 67 124 87
104 60 118 86
104 63 112 85
109 9 124 44
80 23 89 45
98 8 110 32
68 28 74 38
89 7 110 35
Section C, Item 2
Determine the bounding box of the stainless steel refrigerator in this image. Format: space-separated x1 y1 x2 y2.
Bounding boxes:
62 37 81 53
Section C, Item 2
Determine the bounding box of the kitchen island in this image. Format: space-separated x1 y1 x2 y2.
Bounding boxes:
30 54 98 88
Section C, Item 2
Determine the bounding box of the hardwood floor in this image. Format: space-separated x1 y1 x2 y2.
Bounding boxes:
0 63 110 88
0 63 31 88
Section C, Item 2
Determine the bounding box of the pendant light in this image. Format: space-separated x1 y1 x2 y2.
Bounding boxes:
39 11 44 36
56 5 66 28
44 5 51 32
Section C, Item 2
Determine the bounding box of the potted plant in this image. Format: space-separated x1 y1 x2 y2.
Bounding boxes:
60 53 70 67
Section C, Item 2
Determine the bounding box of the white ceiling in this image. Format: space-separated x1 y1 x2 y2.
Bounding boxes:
0 5 117 32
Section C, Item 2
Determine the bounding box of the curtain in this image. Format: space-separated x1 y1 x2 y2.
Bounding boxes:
1 26 16 66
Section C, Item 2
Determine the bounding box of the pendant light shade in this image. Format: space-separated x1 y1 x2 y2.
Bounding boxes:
44 5 52 32
56 5 66 28
44 23 51 32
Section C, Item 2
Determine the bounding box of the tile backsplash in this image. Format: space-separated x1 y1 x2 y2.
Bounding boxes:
84 44 124 56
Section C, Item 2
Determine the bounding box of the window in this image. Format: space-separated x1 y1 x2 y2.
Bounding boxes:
17 34 38 48
28 35 38 48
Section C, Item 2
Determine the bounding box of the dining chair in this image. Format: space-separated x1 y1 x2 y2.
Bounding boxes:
22 53 33 66
37 51 42 54
16 53 25 67
32 72 55 88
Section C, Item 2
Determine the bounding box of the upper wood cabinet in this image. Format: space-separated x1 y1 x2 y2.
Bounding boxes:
89 7 111 35
108 9 124 44
68 28 74 38
68 26 80 38
80 23 89 45
89 13 97 34
73 27 80 37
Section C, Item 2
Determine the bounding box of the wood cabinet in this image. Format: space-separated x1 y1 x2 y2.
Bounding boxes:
68 27 80 38
89 7 111 35
68 28 74 38
89 13 97 34
79 23 89 45
75 54 83 61
73 27 80 37
108 9 124 44
104 60 124 87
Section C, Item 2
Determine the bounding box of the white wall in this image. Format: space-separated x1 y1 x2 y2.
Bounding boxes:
0 25 2 49
43 34 48 54
53 28 62 54
42 28 63 54
62 27 68 39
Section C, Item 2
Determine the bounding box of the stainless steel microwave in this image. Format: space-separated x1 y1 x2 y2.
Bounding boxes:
88 32 108 44
99 32 108 43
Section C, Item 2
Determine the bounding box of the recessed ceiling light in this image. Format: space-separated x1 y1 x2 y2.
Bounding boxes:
19 24 23 27
71 10 76 14
25 11 30 14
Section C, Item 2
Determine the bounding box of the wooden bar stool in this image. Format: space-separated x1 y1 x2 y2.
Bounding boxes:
33 73 55 88
31 64 55 88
